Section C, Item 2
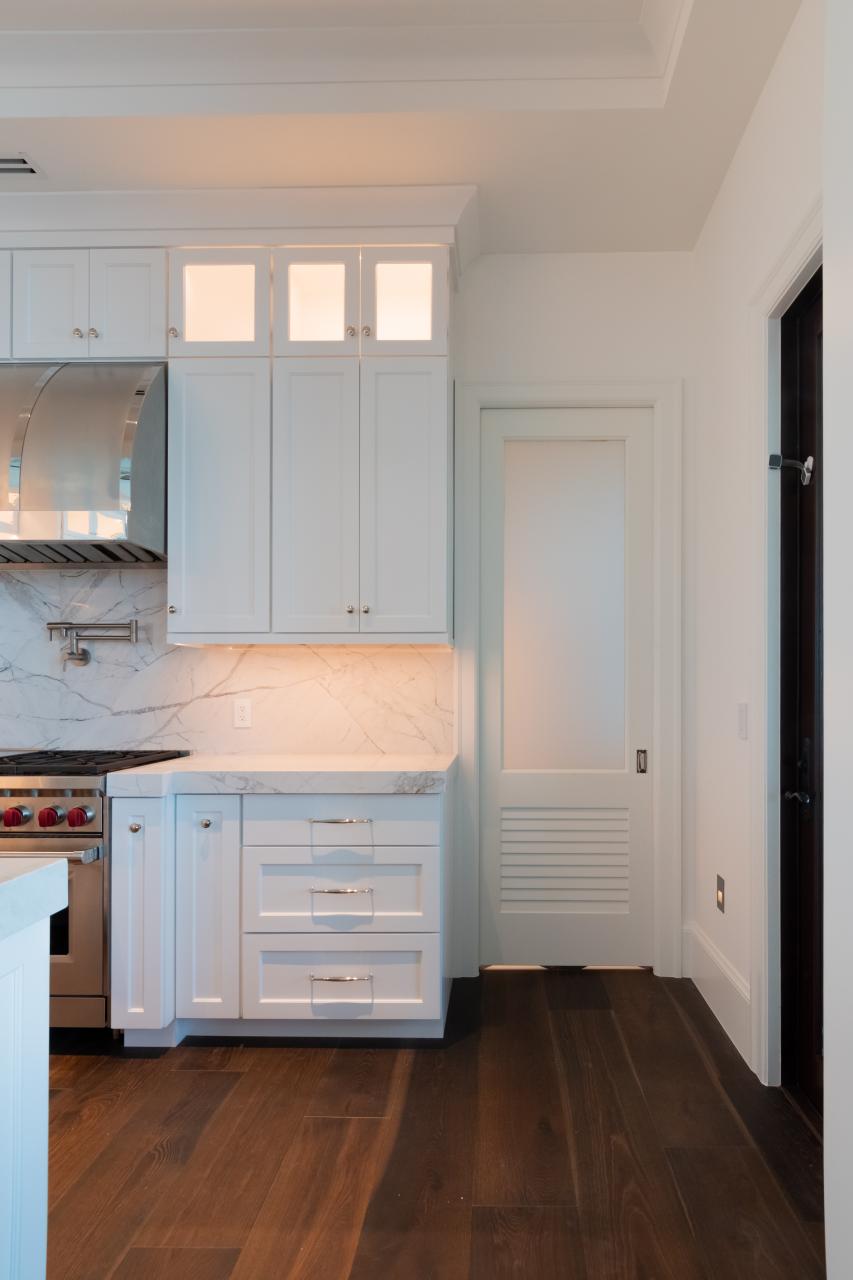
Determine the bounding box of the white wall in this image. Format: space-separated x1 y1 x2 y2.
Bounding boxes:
822 1 852 1273
684 0 823 1064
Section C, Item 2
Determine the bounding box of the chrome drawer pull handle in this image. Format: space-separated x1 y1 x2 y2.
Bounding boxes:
310 886 373 895
309 817 372 825
309 973 373 983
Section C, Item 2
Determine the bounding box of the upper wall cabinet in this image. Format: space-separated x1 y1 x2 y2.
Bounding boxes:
12 249 167 360
0 252 9 359
273 248 360 357
169 248 270 357
273 246 449 358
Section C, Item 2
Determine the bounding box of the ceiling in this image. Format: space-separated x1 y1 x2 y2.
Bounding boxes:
0 0 802 254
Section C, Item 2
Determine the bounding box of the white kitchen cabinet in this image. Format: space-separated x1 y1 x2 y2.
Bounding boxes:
0 251 10 359
169 248 270 356
361 247 449 356
167 359 271 634
12 249 90 359
176 796 241 1019
12 248 166 359
273 248 360 357
360 357 449 633
272 358 360 633
110 799 175 1031
89 248 166 358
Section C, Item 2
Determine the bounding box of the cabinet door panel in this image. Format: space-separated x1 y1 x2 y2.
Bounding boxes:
169 248 270 356
0 251 10 359
176 797 240 1019
361 247 449 357
272 359 359 633
273 248 360 357
168 359 271 634
90 248 166 358
359 357 448 633
12 249 89 359
111 798 175 1031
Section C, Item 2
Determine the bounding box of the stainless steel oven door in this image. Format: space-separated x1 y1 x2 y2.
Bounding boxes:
0 838 104 996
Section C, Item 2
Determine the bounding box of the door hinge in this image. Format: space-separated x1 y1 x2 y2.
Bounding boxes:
636 749 648 774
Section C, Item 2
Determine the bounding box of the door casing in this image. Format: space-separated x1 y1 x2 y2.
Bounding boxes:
453 380 683 979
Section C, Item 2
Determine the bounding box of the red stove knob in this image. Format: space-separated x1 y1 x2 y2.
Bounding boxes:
3 805 32 827
37 805 66 828
67 806 95 829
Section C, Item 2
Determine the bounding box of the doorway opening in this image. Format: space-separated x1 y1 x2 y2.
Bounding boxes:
779 266 823 1124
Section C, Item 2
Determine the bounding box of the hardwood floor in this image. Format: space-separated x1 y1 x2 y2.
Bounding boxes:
47 970 825 1279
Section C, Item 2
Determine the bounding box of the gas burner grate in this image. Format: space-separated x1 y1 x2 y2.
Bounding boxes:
0 750 188 776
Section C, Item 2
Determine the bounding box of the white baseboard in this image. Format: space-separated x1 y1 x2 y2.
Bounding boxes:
682 921 752 1068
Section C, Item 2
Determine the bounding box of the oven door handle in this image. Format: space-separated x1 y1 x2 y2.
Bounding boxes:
0 847 103 865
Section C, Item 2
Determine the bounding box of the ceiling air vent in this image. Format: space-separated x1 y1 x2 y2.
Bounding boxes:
0 156 38 175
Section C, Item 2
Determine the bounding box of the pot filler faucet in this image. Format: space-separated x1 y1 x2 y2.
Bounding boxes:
46 620 138 666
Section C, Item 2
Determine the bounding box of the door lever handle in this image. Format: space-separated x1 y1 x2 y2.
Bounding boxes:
784 790 811 806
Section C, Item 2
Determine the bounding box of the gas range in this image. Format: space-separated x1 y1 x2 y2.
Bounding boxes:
0 749 187 1027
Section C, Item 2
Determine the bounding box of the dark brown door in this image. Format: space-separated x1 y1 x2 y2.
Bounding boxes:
780 266 823 1121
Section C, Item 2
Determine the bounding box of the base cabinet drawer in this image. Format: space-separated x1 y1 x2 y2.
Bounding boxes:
242 794 440 847
241 933 440 1020
242 845 439 932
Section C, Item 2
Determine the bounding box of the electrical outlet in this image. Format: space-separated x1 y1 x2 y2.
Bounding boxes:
233 697 253 729
716 875 725 913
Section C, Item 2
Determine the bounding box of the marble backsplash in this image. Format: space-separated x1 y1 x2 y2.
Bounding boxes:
0 568 455 754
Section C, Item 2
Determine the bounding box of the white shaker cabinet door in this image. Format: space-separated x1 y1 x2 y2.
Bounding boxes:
359 357 449 634
273 248 360 357
272 358 360 633
110 799 175 1031
167 359 271 634
176 797 241 1019
12 249 90 359
89 248 167 359
0 251 10 359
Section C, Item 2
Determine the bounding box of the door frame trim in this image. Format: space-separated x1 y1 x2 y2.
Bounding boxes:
749 202 822 1084
453 380 683 978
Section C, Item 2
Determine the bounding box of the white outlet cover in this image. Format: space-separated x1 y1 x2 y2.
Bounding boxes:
233 697 253 729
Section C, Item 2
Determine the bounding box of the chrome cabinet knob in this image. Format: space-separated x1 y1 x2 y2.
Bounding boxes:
72 327 84 338
346 325 357 338
168 326 179 338
346 604 355 614
88 328 99 338
129 822 142 833
361 325 372 338
168 605 177 614
361 604 370 614
200 818 212 829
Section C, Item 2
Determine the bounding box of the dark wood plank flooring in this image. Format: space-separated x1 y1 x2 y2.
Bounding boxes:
47 970 825 1279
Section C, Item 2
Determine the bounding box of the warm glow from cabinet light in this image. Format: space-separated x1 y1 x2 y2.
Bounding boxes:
375 262 433 341
184 263 256 343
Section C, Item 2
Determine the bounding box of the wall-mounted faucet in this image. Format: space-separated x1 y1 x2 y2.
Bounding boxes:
46 621 139 666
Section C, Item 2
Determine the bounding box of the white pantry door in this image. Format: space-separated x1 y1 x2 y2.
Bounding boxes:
480 407 655 965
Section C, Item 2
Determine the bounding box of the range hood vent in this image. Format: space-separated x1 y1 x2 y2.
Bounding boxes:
0 363 166 567
0 156 38 175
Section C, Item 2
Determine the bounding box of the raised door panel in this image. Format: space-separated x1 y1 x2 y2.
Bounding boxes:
167 359 271 634
168 248 270 356
89 249 167 359
359 357 448 634
110 798 175 1031
361 247 449 357
12 249 89 359
176 797 240 1019
272 359 360 633
273 248 360 357
0 251 10 359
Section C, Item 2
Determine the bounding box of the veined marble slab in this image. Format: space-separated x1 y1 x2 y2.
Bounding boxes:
0 858 67 943
106 753 458 797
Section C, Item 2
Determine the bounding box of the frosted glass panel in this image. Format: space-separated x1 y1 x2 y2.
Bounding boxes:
184 263 255 343
503 439 625 771
289 262 346 342
375 262 432 341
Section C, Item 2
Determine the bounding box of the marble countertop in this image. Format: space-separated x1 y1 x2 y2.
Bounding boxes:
106 753 458 797
0 858 67 944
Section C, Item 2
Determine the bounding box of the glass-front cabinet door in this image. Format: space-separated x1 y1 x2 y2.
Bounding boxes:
273 248 360 356
168 248 270 356
360 247 449 356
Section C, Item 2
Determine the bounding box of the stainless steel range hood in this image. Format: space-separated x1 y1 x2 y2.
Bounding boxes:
0 363 165 565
